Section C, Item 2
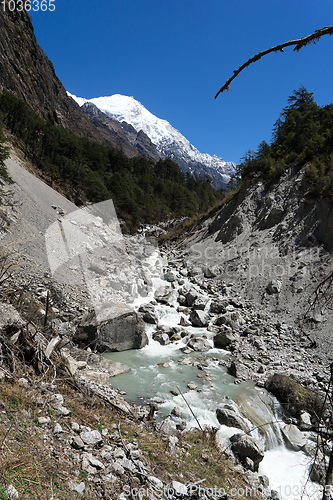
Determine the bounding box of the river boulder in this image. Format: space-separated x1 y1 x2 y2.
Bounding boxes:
154 286 174 305
75 304 147 352
215 310 244 329
186 336 211 352
189 309 209 327
164 271 176 282
216 407 250 432
153 332 170 346
214 329 239 349
265 373 322 417
192 295 209 311
281 424 307 451
230 433 264 472
298 411 312 430
185 289 198 307
228 359 255 381
138 303 158 324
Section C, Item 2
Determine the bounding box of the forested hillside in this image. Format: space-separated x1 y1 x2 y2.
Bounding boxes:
0 91 222 231
235 87 333 197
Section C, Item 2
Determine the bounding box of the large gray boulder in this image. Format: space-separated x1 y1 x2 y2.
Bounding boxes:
298 411 312 431
185 289 198 307
0 303 24 331
163 271 176 282
189 309 209 327
216 407 250 432
215 310 244 329
154 286 173 305
138 303 157 324
192 295 209 311
228 359 255 381
153 332 170 346
187 336 211 352
80 429 103 446
75 304 147 352
281 424 307 451
214 329 239 349
159 417 179 435
230 433 264 472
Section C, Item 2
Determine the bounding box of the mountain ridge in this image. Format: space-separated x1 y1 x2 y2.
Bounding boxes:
70 93 236 189
79 101 161 162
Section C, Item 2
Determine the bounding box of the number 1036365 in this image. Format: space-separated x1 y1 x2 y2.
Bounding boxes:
1 0 55 11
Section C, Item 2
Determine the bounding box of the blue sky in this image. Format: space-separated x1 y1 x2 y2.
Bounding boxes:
30 0 333 165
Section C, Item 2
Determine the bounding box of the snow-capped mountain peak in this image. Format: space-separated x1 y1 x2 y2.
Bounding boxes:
69 92 236 189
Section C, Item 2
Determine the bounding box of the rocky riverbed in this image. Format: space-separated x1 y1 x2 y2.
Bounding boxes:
103 245 331 498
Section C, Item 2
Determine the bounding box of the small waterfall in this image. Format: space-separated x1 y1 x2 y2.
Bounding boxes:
130 281 138 297
234 387 284 450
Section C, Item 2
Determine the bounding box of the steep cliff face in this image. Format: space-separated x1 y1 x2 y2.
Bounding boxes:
0 9 158 158
81 102 161 162
0 10 93 134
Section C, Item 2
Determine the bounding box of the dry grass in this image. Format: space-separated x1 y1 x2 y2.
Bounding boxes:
0 383 63 499
0 376 263 499
0 379 116 499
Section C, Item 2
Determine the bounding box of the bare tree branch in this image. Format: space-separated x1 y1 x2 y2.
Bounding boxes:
215 25 333 98
306 269 333 318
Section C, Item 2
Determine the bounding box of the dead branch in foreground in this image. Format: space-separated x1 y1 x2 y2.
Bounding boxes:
215 25 333 98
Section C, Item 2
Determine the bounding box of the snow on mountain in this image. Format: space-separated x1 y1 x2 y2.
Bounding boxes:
69 92 236 189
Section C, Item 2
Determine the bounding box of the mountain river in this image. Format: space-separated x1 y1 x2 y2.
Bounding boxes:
104 244 323 500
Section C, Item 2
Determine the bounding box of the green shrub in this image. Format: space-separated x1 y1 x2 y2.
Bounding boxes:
0 486 8 500
236 87 333 198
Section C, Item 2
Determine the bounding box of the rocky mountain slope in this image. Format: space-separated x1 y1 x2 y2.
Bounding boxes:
173 163 333 361
0 9 160 160
80 101 161 162
70 93 236 189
